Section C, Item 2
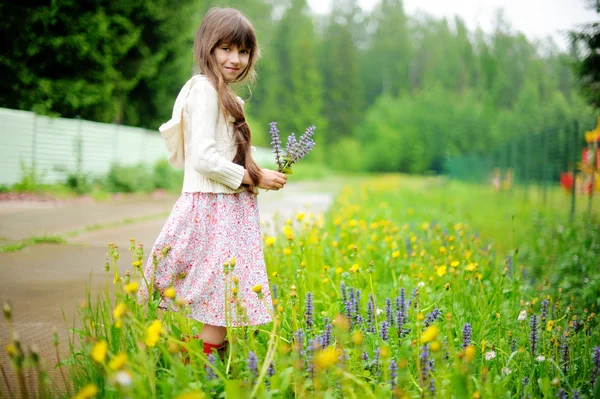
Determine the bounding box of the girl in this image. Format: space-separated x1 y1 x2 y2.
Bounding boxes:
138 7 286 356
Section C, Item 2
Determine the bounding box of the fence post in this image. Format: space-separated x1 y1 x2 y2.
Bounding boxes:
570 121 579 223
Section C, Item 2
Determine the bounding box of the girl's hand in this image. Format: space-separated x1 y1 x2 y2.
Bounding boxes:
258 169 287 190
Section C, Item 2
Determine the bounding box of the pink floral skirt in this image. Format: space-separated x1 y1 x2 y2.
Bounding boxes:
138 191 273 326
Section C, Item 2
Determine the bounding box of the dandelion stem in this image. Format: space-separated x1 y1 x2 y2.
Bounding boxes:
0 363 14 399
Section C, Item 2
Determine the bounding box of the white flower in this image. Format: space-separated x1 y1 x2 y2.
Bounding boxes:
376 308 383 316
502 367 512 376
114 370 133 387
518 310 527 321
418 281 425 287
536 355 545 362
484 350 496 360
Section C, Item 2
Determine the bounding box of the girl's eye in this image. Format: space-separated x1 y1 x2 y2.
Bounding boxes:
240 49 249 54
221 47 230 51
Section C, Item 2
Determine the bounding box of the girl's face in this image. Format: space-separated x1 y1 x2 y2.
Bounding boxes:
213 43 250 83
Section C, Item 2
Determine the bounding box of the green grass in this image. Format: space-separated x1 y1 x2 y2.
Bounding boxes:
1 174 598 398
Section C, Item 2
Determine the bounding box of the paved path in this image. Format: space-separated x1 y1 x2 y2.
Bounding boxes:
0 181 338 395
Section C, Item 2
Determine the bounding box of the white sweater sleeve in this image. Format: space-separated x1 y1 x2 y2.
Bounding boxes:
185 81 245 190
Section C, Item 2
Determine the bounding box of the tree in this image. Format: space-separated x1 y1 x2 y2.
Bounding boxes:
570 0 600 108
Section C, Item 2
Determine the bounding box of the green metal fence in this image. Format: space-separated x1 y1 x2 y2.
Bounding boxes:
446 122 600 221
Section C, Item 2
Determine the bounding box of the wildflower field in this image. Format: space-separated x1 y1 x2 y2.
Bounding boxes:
3 175 600 399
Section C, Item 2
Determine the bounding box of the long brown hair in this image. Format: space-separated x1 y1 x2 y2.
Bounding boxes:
194 7 262 187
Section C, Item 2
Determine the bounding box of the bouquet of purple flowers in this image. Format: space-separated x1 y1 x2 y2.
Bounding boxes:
269 122 316 174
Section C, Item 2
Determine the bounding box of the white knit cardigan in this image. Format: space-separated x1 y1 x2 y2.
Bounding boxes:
159 74 248 194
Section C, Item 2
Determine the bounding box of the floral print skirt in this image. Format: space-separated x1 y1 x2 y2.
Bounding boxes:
138 191 273 326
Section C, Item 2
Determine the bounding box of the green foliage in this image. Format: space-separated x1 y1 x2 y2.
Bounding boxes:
105 163 155 193
521 216 600 309
13 160 45 192
152 159 183 192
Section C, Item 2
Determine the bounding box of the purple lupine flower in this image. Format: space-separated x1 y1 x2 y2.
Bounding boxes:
420 345 432 383
305 292 314 330
380 321 389 341
408 288 418 309
592 346 600 387
573 390 580 399
424 307 441 327
541 299 549 321
355 289 362 317
265 362 275 390
323 318 332 348
346 287 356 321
389 359 398 389
205 353 217 380
462 322 472 349
372 348 381 378
506 255 514 276
269 122 283 171
366 294 375 334
297 125 316 159
556 388 567 399
294 329 304 354
560 336 569 374
306 339 319 378
341 282 347 305
362 351 369 365
511 339 517 353
385 298 394 327
429 379 436 397
405 237 411 253
530 314 538 355
247 351 258 384
285 133 300 162
272 284 278 299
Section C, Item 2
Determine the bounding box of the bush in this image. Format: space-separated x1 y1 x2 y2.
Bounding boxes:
521 216 600 309
152 159 183 192
105 163 154 193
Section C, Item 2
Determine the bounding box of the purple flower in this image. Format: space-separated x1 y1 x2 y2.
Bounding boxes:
285 133 299 162
205 353 217 380
322 318 332 348
530 314 538 355
297 125 316 159
560 336 569 374
540 299 548 321
380 320 389 341
265 362 275 390
362 351 369 364
385 298 394 327
462 322 472 349
340 282 347 304
269 122 283 171
305 292 314 330
592 346 600 388
247 351 258 384
366 294 375 334
272 284 278 299
389 359 398 389
424 307 441 327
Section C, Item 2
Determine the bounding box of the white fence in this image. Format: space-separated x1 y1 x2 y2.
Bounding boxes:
0 108 272 186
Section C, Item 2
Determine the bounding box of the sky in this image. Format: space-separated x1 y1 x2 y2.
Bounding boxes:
307 0 598 49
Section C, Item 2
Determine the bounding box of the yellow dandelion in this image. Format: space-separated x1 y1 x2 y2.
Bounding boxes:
352 330 363 345
296 212 305 221
73 384 99 399
332 241 338 248
421 222 430 230
410 236 417 244
125 281 139 294
283 225 294 240
91 340 108 363
174 391 208 399
430 341 441 352
321 278 329 284
436 265 447 277
392 251 400 258
464 345 476 362
252 284 263 293
465 263 477 272
164 286 176 299
335 267 343 275
265 236 276 246
314 347 341 371
439 246 447 254
145 320 163 347
450 260 460 267
547 320 554 332
229 257 236 267
349 264 360 273
420 326 438 343
272 271 278 277
113 303 127 321
108 352 127 371
283 248 292 256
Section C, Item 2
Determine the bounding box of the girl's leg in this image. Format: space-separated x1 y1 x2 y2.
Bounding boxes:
196 324 227 345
